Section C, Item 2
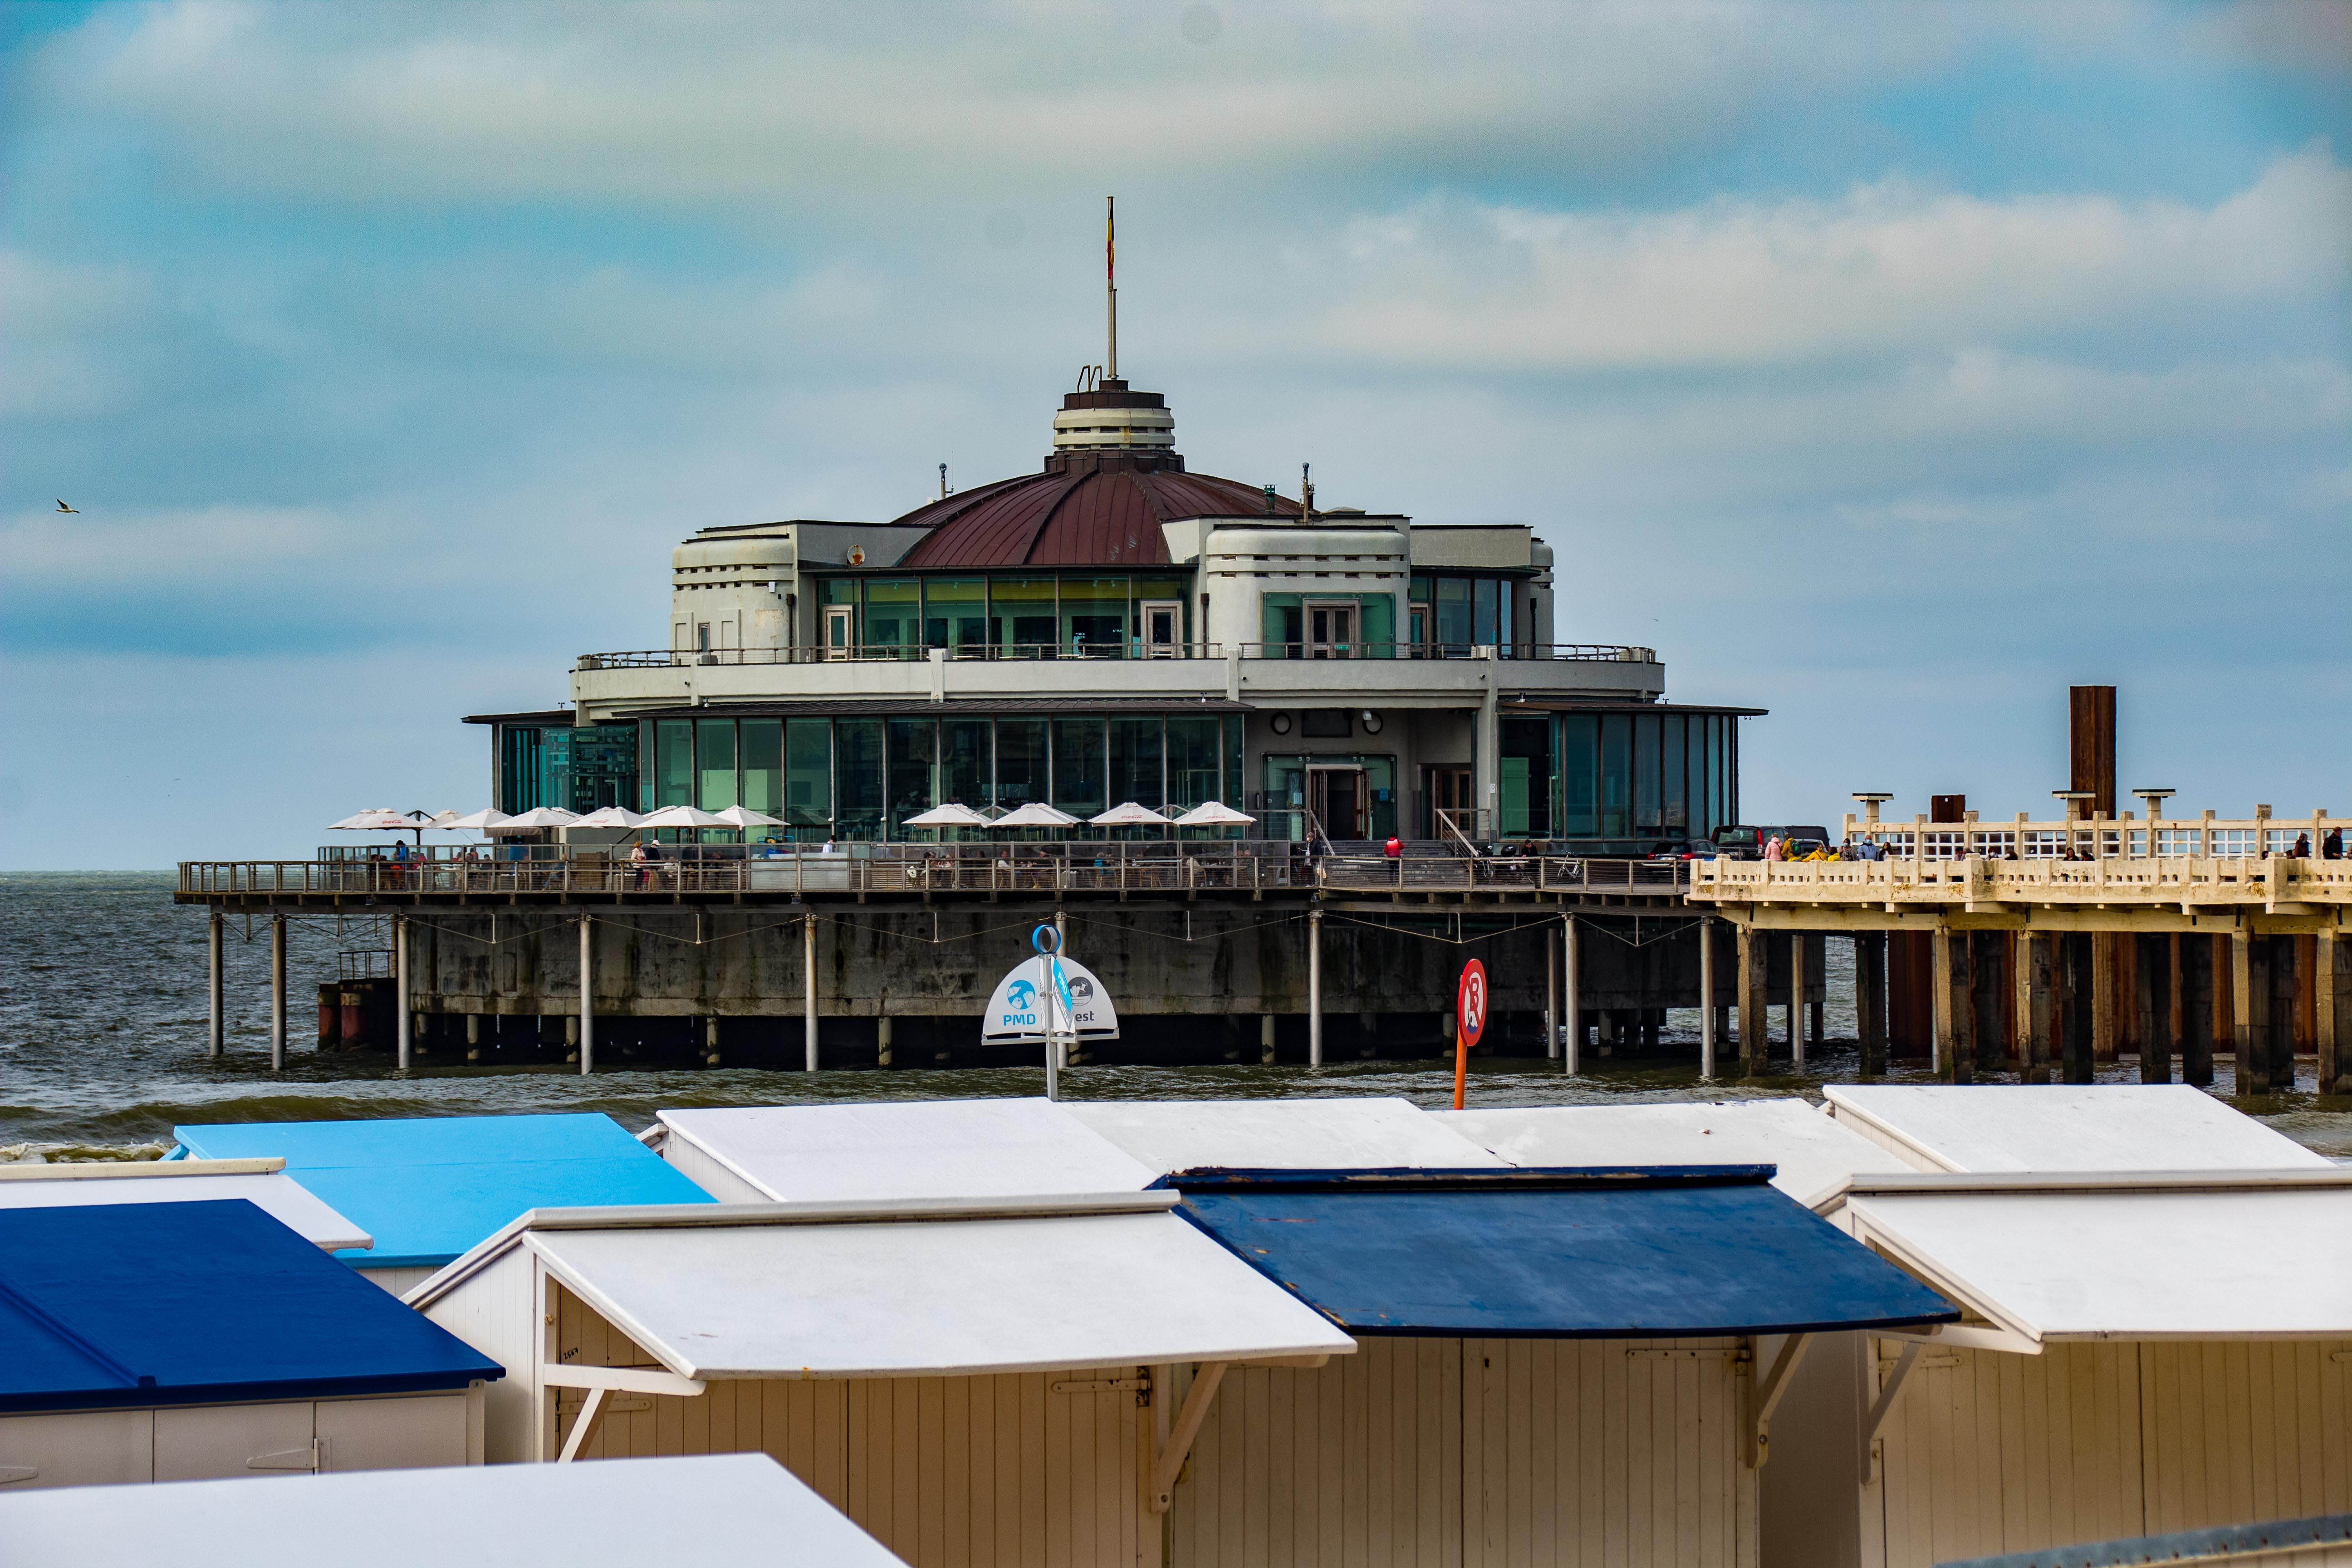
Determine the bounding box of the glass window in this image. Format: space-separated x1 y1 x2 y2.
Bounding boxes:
1634 713 1660 831
1166 717 1221 810
1223 715 1244 807
1261 593 1303 657
1662 715 1688 833
923 578 986 652
655 720 693 808
1600 713 1632 838
990 577 1058 657
862 578 919 655
568 723 637 814
820 578 858 605
1109 717 1164 808
1133 576 1189 646
1409 577 1431 602
886 718 936 834
740 720 783 820
994 718 1048 808
1051 718 1106 818
695 719 738 811
785 718 832 828
1703 715 1723 835
1435 578 1473 652
1725 716 1739 826
833 719 884 838
1559 715 1598 836
941 718 990 807
1473 579 1498 647
1061 576 1129 657
1500 716 1552 838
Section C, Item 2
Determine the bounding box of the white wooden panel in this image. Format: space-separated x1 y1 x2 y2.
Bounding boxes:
356 1264 439 1296
658 1100 1158 1202
660 1133 775 1203
153 1401 314 1481
415 1244 536 1462
2138 1340 2352 1534
1823 1085 2331 1173
315 1393 471 1472
0 1409 153 1490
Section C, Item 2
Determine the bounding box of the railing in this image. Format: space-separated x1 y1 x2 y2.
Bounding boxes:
180 847 1688 899
576 641 1659 671
1692 853 2352 907
1836 810 2344 862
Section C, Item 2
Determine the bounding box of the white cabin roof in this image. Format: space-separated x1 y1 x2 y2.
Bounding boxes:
1063 1097 1506 1175
0 1161 371 1253
424 1195 1353 1379
658 1098 1158 1200
1438 1099 1911 1209
1822 1084 2331 1173
1838 1179 2352 1344
0 1453 903 1568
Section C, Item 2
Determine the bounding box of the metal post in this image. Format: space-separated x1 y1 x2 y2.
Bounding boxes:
1564 916 1581 1074
207 910 225 1058
1698 918 1716 1081
577 914 594 1077
1307 906 1323 1066
804 910 820 1072
1789 930 1808 1071
1544 925 1558 1062
1260 1013 1277 1065
269 915 287 1072
1042 953 1062 1102
395 916 412 1072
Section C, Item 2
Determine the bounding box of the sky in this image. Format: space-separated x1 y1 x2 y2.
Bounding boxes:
2 0 2346 869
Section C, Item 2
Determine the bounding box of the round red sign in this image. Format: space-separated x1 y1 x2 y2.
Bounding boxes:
1456 959 1487 1049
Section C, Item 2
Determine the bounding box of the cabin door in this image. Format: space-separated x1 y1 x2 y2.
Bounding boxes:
822 605 854 661
1306 602 1357 659
1309 766 1367 842
1426 766 1474 840
1140 600 1182 657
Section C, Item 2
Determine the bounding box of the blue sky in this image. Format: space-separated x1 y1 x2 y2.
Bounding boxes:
2 1 2345 868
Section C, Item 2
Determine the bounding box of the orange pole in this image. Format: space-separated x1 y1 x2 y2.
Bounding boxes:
1453 1025 1468 1109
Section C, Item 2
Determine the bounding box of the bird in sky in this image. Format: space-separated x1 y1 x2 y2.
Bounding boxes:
55 500 77 513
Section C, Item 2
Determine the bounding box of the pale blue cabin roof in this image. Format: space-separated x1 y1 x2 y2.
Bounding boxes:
172 1113 713 1269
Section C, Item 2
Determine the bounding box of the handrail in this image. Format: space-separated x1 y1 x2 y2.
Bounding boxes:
575 641 1658 671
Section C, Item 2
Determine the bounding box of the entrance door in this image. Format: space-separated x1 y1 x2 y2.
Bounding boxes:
1309 767 1367 842
1425 766 1474 839
1140 600 1182 657
1306 602 1357 659
822 606 854 661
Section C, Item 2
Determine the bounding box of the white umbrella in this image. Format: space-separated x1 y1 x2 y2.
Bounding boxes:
431 808 514 832
903 803 990 828
1090 802 1172 827
636 805 727 831
329 808 423 832
493 806 582 832
1172 800 1256 827
709 805 786 829
566 806 645 830
994 802 1079 828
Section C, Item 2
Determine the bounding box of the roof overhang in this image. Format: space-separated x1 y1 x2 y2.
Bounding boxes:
1498 700 1766 716
629 698 1253 719
461 709 577 726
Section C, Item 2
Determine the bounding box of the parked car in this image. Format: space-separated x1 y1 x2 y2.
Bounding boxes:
1709 824 1833 860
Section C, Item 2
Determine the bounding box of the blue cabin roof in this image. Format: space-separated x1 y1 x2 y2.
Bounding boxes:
0 1200 503 1414
173 1113 713 1269
1164 1167 1960 1338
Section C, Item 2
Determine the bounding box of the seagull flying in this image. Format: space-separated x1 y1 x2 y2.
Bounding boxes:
55 500 78 513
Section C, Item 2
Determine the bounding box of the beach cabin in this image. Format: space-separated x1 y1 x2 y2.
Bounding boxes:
1156 1166 1960 1568
1818 1083 2333 1174
0 1199 502 1490
410 1189 1354 1568
1439 1098 1915 1209
1765 1159 2352 1568
1063 1094 1508 1175
0 1451 911 1568
174 1112 714 1293
0 1156 372 1254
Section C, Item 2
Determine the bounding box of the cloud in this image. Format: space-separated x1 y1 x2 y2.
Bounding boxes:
1312 145 2350 371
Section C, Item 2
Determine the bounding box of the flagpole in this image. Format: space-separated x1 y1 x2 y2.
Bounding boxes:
1043 955 1061 1102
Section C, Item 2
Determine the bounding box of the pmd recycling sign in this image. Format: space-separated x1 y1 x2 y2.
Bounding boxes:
982 955 1120 1044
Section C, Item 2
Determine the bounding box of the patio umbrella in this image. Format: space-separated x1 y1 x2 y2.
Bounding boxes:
709 805 785 830
1090 802 1172 828
993 802 1079 828
903 803 990 828
329 808 431 845
635 805 728 831
431 808 514 833
1172 800 1256 827
567 806 646 830
493 806 582 832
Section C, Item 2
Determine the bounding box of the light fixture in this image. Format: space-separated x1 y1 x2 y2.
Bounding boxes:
1360 711 1383 735
1269 713 1293 735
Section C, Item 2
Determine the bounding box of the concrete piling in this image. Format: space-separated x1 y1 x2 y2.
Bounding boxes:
1307 906 1323 1067
1563 916 1580 1074
207 911 225 1059
394 916 412 1072
578 914 595 1077
1737 924 1764 1078
1788 933 1808 1071
803 910 818 1072
269 914 287 1072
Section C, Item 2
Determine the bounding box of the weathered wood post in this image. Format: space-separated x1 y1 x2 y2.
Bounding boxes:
2265 935 2294 1092
2025 933 2053 1085
2061 934 2092 1084
1738 922 1766 1077
2136 932 2171 1083
207 910 225 1058
2232 927 2259 1094
1856 932 1887 1078
577 913 594 1077
1933 923 1973 1084
2182 934 2215 1087
2092 931 2119 1063
1699 918 1717 1081
1788 930 1808 1070
270 915 287 1072
1971 932 2006 1078
1808 934 1827 1049
2321 929 2343 1097
1563 915 1581 1074
1307 904 1323 1067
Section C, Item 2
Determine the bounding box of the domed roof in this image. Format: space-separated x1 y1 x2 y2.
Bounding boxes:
894 380 1301 568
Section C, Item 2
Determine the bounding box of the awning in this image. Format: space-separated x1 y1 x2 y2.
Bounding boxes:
439 1194 1355 1380
1166 1169 1960 1338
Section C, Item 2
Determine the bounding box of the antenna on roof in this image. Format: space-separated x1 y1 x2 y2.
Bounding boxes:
939 463 952 501
1300 462 1315 525
1105 196 1117 382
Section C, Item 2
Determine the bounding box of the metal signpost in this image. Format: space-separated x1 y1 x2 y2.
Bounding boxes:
1452 958 1487 1110
982 925 1119 1101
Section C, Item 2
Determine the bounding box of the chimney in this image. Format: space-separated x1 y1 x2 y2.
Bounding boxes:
2069 686 2117 820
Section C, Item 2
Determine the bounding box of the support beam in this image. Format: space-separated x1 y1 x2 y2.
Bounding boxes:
877 1015 893 1068
577 914 594 1077
1149 1361 1230 1514
1544 925 1558 1063
269 914 287 1072
1856 932 1886 1078
2137 932 2171 1083
394 916 411 1072
2025 933 2053 1084
804 909 820 1073
1738 923 1765 1077
2321 929 2342 1098
1858 1340 1924 1485
1308 906 1323 1067
1933 925 1973 1083
1744 1332 1811 1470
2062 935 2093 1084
2234 927 2259 1094
1699 918 1717 1081
557 1385 610 1465
1788 931 1808 1071
206 911 225 1058
2092 931 2118 1063
1260 1013 1276 1066
1563 916 1580 1074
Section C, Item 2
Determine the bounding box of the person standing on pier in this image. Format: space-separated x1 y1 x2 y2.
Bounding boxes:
1763 834 1784 862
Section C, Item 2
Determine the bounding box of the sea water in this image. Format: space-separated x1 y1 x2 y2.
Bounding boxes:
5 872 2347 1161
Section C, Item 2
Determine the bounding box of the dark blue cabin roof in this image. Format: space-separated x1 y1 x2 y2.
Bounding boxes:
0 1200 504 1414
174 1112 713 1269
1163 1167 1960 1338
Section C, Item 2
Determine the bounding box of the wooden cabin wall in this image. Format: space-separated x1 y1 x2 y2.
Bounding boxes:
1172 1335 1756 1568
657 1135 774 1203
415 1246 542 1464
2136 1341 2352 1535
0 1392 475 1490
544 1280 1147 1568
358 1264 440 1297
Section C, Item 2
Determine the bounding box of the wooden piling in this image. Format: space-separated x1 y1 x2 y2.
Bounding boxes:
2136 932 2171 1083
2168 934 2190 1083
804 910 820 1072
1307 906 1323 1067
1698 918 1717 1081
2091 931 2119 1063
2024 933 2053 1084
2183 934 2215 1087
2266 935 2295 1091
2320 930 2343 1097
1544 925 1558 1063
394 916 411 1072
2061 934 2093 1084
1972 931 2007 1077
206 911 225 1059
269 914 287 1073
1738 923 1765 1078
1933 924 1973 1083
1855 932 1887 1078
